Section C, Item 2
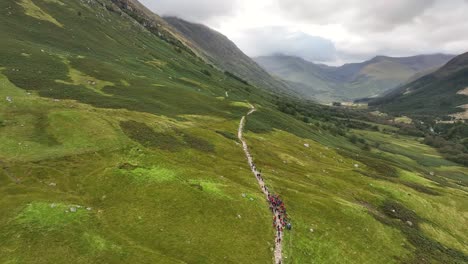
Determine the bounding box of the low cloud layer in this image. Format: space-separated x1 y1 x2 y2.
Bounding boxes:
277 0 437 32
234 27 336 62
141 0 468 65
140 0 238 22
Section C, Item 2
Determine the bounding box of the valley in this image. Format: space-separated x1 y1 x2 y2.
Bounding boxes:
255 54 454 102
0 0 466 263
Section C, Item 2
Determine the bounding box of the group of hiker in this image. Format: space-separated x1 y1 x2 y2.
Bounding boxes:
249 161 291 244
269 193 291 243
240 109 285 264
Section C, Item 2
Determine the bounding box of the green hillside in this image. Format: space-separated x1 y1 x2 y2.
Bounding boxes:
164 17 293 96
371 52 468 119
0 0 467 263
255 54 454 102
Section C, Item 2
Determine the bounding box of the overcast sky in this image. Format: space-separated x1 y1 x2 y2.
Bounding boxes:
140 0 468 65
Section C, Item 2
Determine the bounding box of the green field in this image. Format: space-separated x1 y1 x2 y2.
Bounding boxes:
0 0 466 263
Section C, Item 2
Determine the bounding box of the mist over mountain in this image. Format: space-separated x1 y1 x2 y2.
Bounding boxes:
255 54 455 102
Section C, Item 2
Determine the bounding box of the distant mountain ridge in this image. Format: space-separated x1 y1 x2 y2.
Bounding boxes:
255 54 455 102
370 52 468 119
164 16 293 95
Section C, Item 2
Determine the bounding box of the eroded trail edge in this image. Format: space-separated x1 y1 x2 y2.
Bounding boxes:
238 105 285 264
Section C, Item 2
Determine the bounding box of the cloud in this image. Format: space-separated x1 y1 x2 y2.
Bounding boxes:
232 27 337 62
139 0 239 22
276 0 437 32
139 0 468 65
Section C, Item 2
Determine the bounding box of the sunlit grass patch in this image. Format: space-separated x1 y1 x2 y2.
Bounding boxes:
189 180 228 198
398 170 434 186
229 101 250 108
178 77 208 89
82 233 122 253
121 166 178 184
18 0 63 27
16 202 89 231
55 59 115 96
43 0 65 5
145 59 167 68
277 153 305 166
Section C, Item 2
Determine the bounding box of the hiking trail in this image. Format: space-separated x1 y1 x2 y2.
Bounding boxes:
238 104 284 264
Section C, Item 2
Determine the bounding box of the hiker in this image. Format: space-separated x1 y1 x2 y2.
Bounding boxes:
286 223 292 230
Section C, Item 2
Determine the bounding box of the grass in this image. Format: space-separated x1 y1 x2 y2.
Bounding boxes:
16 202 89 231
243 119 467 263
0 0 466 263
120 166 178 184
18 0 63 27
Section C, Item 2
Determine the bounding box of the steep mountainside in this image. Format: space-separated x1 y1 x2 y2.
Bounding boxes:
371 52 468 119
255 54 454 102
164 16 292 94
0 0 467 264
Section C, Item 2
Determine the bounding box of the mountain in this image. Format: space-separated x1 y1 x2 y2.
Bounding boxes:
255 54 455 102
164 16 292 94
370 52 468 119
0 0 467 264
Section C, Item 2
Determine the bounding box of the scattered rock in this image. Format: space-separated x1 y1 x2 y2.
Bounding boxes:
50 203 56 208
309 228 314 232
354 164 359 168
86 207 92 211
70 207 77 213
304 143 310 148
241 193 246 198
49 182 56 187
406 221 413 227
6 96 12 103
237 214 242 219
429 171 435 176
249 198 254 201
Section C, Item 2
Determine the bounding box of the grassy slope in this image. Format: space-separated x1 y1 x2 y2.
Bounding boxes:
372 53 468 118
0 0 274 263
163 17 292 96
245 120 468 263
0 0 466 264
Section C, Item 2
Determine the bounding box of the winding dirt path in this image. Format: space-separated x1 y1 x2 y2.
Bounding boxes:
238 104 283 264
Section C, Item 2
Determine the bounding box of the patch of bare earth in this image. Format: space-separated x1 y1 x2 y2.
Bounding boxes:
450 104 468 120
457 87 468 96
